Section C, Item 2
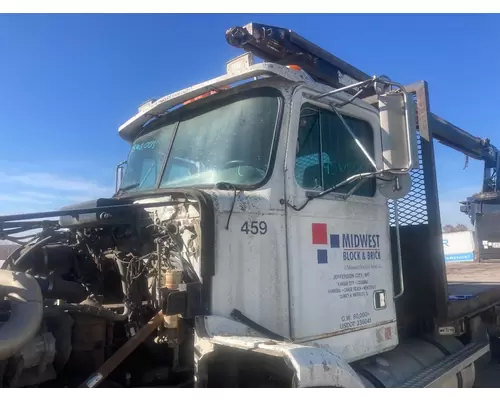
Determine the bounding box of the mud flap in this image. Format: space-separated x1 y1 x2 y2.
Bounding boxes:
194 315 366 388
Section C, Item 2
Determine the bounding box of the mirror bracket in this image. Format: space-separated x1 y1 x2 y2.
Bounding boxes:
115 161 128 193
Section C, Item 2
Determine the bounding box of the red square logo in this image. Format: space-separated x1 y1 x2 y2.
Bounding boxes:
312 223 328 245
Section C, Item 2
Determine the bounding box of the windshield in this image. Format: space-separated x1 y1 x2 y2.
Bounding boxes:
119 88 281 193
119 123 176 192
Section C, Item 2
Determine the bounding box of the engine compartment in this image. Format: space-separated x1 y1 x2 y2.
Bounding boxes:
0 191 211 388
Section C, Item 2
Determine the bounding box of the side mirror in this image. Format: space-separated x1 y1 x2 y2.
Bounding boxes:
379 91 419 172
377 91 418 200
115 161 127 193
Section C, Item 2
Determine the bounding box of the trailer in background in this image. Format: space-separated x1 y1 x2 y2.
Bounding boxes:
462 202 500 261
443 231 475 263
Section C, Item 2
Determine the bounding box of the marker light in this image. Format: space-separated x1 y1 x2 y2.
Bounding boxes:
183 86 230 106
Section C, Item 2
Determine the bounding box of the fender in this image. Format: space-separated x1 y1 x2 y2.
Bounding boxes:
194 315 366 388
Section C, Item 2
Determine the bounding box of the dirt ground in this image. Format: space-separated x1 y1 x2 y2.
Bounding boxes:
447 262 500 284
446 261 500 297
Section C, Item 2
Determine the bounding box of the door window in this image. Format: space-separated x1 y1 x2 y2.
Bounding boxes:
294 104 375 197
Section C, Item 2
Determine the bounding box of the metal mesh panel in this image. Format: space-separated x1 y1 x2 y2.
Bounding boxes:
388 131 428 226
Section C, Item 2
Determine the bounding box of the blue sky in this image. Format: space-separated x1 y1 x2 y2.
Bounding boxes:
0 14 498 225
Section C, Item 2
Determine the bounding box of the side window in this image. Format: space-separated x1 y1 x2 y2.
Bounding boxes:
295 108 321 190
294 104 375 197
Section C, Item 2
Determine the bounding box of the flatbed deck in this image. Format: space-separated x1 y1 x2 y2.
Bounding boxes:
446 262 500 320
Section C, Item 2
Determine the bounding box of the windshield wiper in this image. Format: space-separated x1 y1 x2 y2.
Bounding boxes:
214 182 242 230
115 162 156 196
114 183 140 196
214 181 243 190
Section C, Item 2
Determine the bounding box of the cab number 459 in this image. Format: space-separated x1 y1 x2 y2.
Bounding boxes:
241 221 267 235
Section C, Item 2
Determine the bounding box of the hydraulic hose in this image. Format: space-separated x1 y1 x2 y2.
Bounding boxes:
34 275 89 304
14 235 58 267
106 256 130 321
1 232 62 270
84 253 130 321
0 270 43 360
47 255 131 322
50 302 129 322
41 253 130 322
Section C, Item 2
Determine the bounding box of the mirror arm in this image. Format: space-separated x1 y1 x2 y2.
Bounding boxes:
330 105 378 171
313 76 378 100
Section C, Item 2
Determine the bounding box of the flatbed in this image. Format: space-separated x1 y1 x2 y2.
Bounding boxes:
447 262 500 320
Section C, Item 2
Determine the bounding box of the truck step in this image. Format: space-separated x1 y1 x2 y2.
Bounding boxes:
399 341 490 388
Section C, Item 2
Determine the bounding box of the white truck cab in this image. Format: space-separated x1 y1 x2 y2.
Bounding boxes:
113 22 468 388
2 22 492 389
119 62 408 356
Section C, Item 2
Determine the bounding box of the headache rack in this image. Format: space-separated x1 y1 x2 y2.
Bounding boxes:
227 22 500 332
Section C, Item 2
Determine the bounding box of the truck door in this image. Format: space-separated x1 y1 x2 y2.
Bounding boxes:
284 88 399 362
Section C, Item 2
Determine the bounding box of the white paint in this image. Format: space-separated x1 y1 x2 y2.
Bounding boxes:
301 321 398 363
481 239 500 250
122 61 418 383
283 86 398 361
195 315 366 388
134 79 398 365
204 79 292 338
442 231 475 263
119 61 376 142
204 82 398 361
379 92 419 171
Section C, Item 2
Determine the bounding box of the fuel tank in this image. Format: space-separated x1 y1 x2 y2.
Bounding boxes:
353 336 476 388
